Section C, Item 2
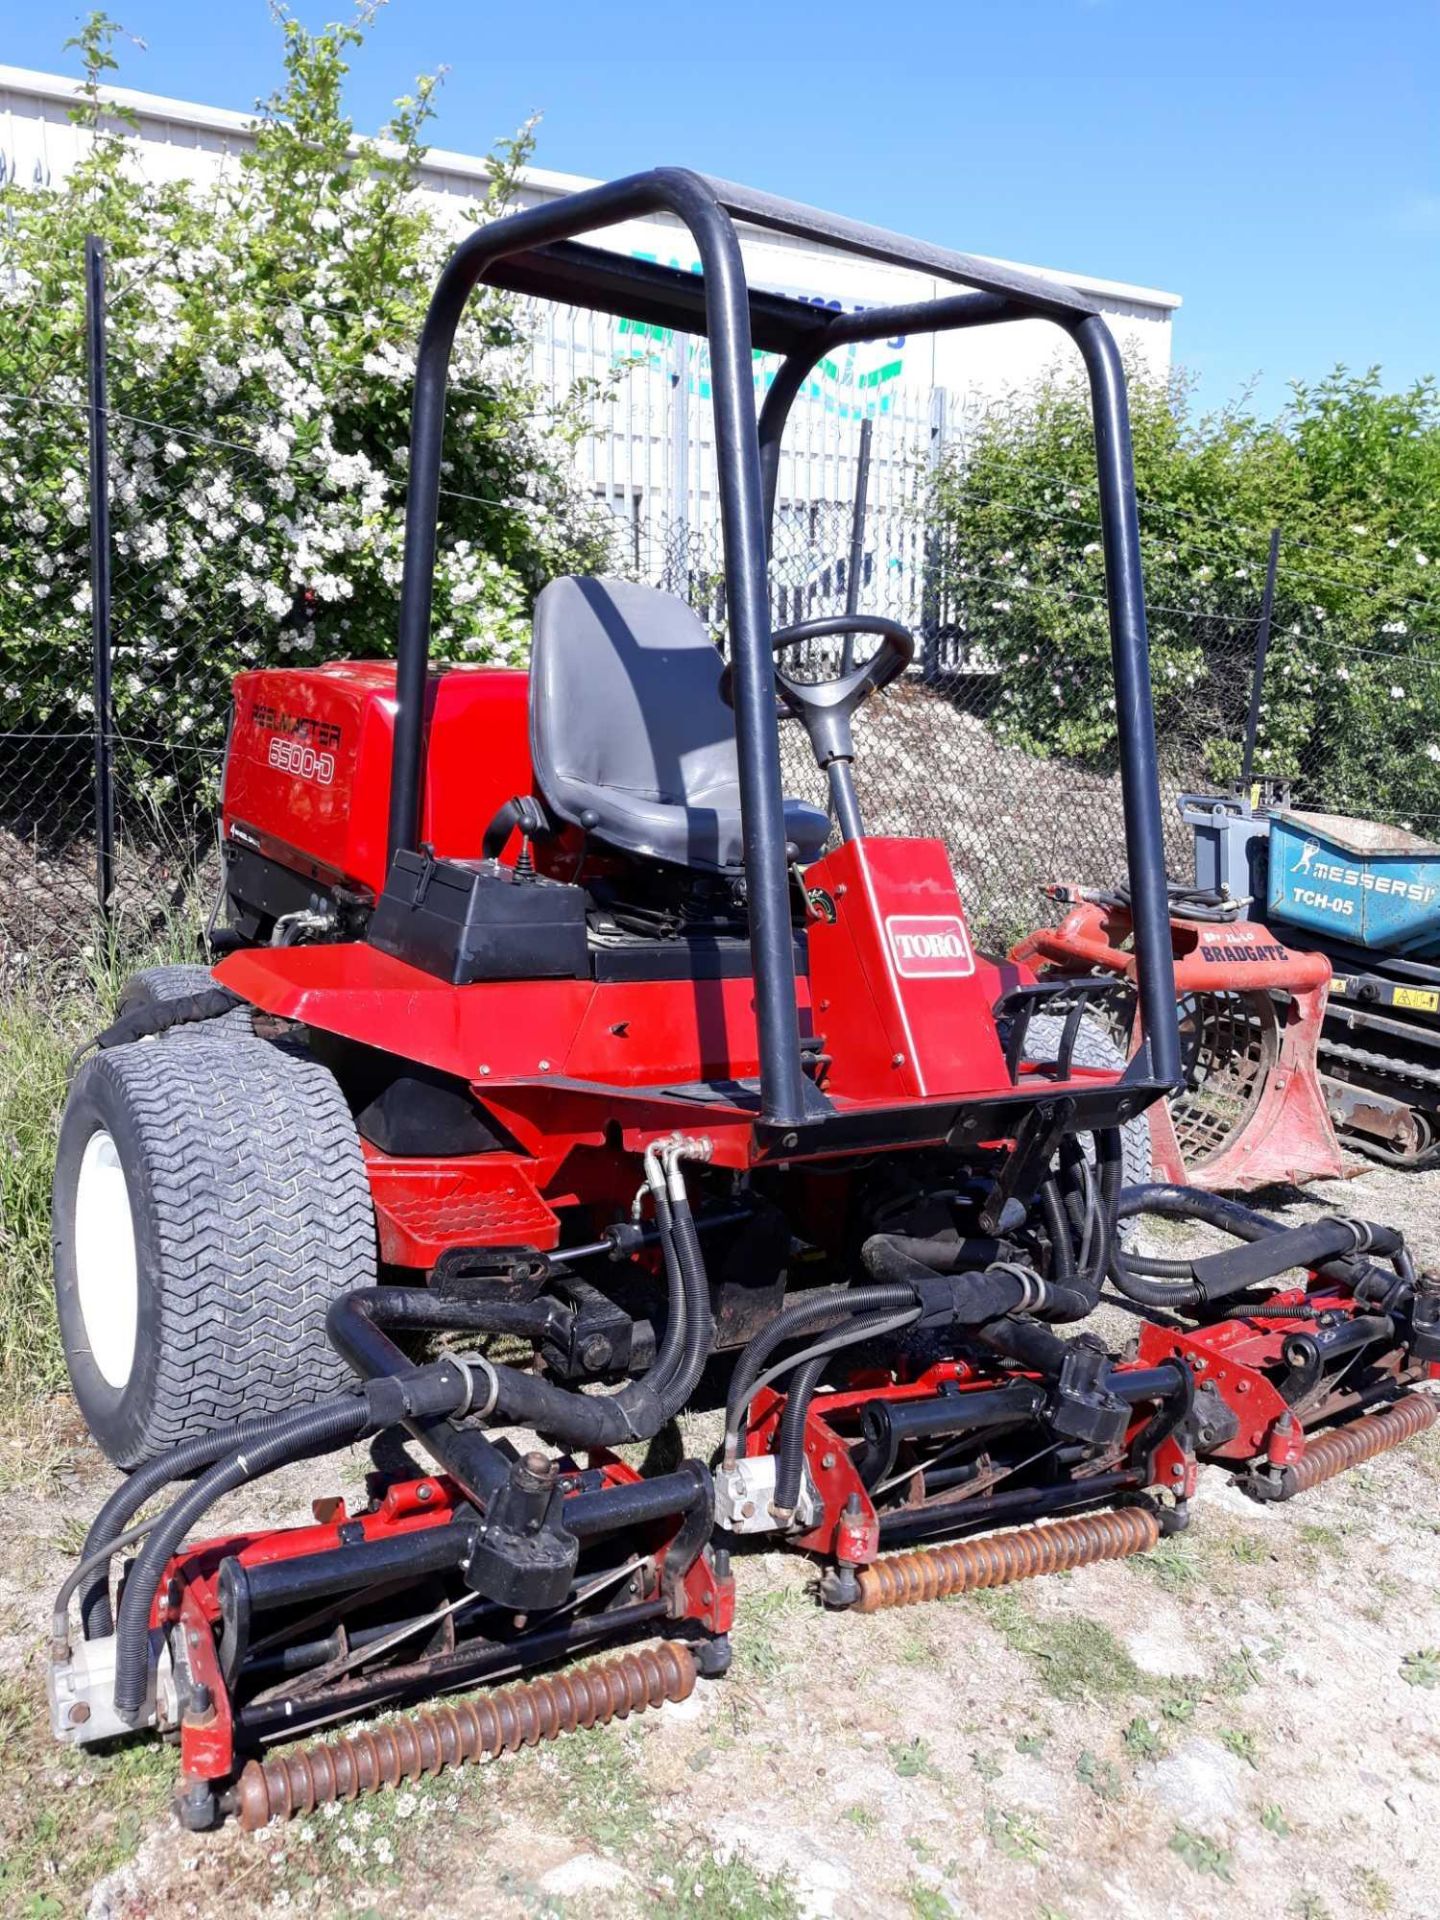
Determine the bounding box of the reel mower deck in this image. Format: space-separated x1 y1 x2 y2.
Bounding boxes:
49 1170 1438 1829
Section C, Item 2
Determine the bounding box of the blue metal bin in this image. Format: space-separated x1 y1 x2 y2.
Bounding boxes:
1266 810 1440 956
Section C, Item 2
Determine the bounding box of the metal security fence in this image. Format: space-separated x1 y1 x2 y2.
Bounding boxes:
2 240 1436 974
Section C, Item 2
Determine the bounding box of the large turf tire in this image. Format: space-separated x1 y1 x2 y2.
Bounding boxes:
117 963 254 1037
52 1035 374 1469
1025 1012 1152 1192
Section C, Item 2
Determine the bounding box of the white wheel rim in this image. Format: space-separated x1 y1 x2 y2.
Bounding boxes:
73 1128 140 1390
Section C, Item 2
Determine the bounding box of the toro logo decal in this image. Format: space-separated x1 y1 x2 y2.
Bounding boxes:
885 914 975 979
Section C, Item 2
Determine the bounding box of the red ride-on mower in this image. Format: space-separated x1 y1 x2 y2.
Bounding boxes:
47 173 1440 1830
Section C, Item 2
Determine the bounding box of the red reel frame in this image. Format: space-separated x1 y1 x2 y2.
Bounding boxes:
155 1457 734 1800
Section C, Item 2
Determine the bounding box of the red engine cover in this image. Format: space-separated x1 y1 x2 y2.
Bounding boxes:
223 662 534 896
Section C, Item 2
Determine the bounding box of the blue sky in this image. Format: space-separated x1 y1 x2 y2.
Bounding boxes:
10 1 1439 413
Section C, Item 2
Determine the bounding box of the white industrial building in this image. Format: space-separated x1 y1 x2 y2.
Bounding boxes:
1 64 1180 619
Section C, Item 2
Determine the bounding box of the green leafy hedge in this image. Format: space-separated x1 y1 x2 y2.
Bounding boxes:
930 362 1440 826
0 10 610 813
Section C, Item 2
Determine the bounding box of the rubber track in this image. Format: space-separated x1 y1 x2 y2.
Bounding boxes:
99 1035 375 1453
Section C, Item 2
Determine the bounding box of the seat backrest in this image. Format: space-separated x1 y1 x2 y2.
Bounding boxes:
529 575 746 868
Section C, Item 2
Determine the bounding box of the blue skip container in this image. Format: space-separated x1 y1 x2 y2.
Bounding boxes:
1266 809 1440 956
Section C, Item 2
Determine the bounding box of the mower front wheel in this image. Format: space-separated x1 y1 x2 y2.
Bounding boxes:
117 963 255 1038
52 1036 375 1469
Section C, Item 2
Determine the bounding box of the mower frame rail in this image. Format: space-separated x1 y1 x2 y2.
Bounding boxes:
388 168 1181 1127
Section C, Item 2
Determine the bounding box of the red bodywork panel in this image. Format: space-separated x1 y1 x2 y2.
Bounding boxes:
213 831 1124 1246
218 834 1035 1117
805 837 1022 1099
224 663 533 894
215 658 1112 1257
363 1144 562 1261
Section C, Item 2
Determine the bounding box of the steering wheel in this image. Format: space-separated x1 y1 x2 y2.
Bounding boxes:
720 615 916 769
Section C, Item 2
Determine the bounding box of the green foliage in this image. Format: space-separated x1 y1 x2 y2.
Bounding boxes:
1168 1824 1234 1881
0 9 609 816
1074 1748 1123 1800
1400 1647 1440 1688
971 1588 1143 1700
930 362 1440 824
1123 1715 1164 1760
1219 1726 1261 1769
889 1735 941 1779
661 1851 800 1919
983 1805 1048 1864
0 910 200 1397
906 1887 952 1920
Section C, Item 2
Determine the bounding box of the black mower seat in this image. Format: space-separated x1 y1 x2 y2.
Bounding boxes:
529 575 830 873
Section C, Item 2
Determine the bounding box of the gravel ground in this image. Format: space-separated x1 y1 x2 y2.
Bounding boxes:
1 1160 1437 1920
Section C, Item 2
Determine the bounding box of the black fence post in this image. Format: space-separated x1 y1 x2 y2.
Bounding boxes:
84 232 115 921
1239 526 1281 795
920 385 948 682
839 415 873 673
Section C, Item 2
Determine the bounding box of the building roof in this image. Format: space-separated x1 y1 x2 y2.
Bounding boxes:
0 64 1182 316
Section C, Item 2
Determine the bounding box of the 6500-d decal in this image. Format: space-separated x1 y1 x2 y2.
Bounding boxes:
251 701 341 788
885 914 976 979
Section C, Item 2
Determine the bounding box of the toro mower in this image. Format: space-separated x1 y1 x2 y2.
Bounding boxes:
46 171 1440 1830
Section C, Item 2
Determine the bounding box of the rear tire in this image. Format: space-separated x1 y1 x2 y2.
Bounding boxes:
53 1036 374 1468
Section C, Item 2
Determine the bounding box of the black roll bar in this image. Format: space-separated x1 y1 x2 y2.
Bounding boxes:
756 309 1179 1086
389 167 1181 1124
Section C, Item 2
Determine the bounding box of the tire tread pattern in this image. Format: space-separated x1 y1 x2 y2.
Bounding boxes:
118 964 255 1038
92 1036 374 1456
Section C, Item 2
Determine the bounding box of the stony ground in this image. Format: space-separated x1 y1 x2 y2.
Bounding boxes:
1 1160 1437 1920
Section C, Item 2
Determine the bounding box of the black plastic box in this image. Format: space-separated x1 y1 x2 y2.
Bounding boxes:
368 851 589 985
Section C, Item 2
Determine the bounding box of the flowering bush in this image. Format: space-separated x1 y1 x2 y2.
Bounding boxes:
930 363 1440 826
0 10 610 813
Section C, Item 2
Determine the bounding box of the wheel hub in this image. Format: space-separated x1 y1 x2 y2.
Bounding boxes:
74 1128 139 1389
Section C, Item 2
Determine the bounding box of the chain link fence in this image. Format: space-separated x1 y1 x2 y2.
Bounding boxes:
0 258 1430 977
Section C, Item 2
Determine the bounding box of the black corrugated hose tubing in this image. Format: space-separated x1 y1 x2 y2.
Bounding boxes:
723 1284 916 1445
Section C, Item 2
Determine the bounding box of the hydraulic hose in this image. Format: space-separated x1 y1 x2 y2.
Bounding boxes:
861 1238 1071 1323
664 1181 716 1408
971 1313 1075 1379
76 1391 373 1640
772 1354 828 1519
112 1394 374 1718
646 1186 688 1392
1039 1175 1076 1284
1110 1187 1407 1312
723 1283 915 1445
736 1306 921 1474
329 1169 713 1455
